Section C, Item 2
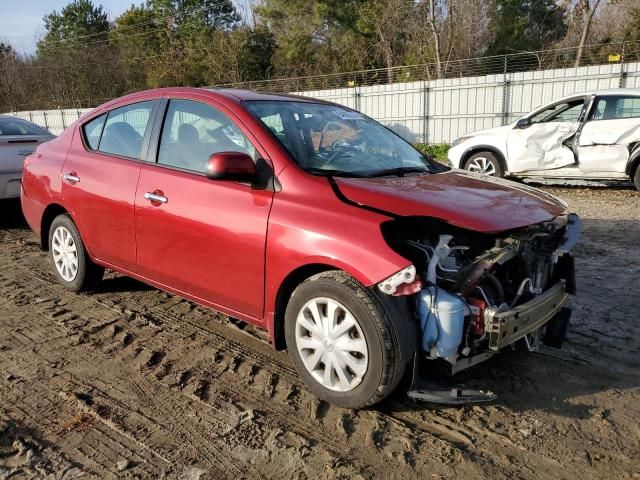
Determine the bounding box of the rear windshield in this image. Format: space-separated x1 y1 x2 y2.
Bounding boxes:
0 117 49 136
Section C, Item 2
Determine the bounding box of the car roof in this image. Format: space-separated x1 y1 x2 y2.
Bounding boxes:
555 88 640 102
99 87 332 109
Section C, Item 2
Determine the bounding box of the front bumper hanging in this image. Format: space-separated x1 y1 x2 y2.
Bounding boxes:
485 280 569 351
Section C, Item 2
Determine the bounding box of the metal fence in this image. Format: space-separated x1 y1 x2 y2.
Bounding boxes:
5 41 640 142
9 108 92 135
291 60 640 144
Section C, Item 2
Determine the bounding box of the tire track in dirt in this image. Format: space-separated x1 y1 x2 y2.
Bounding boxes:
1 227 594 479
0 229 465 478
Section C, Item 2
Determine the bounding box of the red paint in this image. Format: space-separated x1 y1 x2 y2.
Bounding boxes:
205 152 256 179
21 87 569 347
334 172 566 233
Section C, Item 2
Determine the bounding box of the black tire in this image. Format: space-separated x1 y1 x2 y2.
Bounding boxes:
48 214 104 292
464 151 504 178
634 166 640 192
284 271 406 408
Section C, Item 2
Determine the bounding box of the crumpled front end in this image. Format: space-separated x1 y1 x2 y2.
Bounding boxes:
378 212 581 374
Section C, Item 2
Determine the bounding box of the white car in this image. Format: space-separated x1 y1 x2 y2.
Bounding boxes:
0 115 55 199
448 89 640 191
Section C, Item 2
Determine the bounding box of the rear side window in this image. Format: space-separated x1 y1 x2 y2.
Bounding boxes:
98 101 154 158
0 117 48 135
82 114 106 150
591 96 640 120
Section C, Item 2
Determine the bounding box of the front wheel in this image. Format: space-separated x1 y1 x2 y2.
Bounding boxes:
48 214 104 292
284 271 406 408
464 152 504 177
633 166 640 192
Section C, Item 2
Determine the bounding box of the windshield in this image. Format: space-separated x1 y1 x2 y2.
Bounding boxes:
244 100 438 177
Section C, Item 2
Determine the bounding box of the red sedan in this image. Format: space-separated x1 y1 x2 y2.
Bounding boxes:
21 88 580 408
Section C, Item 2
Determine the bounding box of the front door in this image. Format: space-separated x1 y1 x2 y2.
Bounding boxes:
61 100 156 270
506 97 586 173
577 95 640 173
134 98 273 320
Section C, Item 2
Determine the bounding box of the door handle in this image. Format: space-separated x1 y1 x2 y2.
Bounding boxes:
144 192 168 204
63 173 80 183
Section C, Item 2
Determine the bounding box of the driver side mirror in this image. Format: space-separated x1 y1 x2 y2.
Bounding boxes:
515 118 532 129
205 152 256 181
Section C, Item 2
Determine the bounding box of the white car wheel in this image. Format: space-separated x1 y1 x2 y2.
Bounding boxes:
295 297 368 392
467 156 496 175
51 226 79 282
464 152 503 177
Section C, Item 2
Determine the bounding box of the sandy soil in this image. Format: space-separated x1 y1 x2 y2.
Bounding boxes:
0 186 638 480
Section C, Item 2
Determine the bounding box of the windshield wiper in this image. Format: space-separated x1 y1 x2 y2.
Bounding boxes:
364 167 430 178
304 168 367 178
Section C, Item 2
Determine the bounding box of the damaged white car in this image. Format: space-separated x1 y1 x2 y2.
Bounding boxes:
448 89 640 190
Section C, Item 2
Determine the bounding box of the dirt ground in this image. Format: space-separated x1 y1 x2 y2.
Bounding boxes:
0 186 638 480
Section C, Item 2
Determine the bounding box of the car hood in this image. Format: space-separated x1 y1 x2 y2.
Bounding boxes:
333 170 567 233
466 124 513 138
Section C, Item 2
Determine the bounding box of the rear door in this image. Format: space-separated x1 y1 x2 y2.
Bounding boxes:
577 95 640 173
506 97 586 172
61 100 158 270
134 97 273 320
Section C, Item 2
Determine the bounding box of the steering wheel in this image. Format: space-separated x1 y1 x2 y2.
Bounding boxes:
318 121 348 150
322 146 363 168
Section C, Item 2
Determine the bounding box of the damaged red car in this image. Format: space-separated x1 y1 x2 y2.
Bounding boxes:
21 88 580 408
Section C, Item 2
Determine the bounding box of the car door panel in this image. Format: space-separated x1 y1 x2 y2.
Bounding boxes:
577 104 640 173
135 166 272 319
134 97 273 320
61 100 157 270
507 122 578 172
506 98 586 173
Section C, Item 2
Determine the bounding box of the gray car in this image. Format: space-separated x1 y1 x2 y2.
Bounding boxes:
0 115 55 199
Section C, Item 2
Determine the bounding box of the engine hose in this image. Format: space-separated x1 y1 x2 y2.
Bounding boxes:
482 271 505 304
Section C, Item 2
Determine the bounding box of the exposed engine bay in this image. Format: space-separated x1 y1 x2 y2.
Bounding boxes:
379 213 581 375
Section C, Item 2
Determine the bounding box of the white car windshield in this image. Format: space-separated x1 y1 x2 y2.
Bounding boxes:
245 100 441 177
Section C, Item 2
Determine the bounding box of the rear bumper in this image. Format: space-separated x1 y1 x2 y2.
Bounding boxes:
486 280 569 351
0 171 22 199
20 184 45 239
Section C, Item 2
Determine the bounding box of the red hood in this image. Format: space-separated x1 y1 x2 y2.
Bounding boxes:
334 170 567 233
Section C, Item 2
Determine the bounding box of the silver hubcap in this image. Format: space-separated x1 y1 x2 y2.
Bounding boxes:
52 226 79 282
295 297 368 392
467 156 497 175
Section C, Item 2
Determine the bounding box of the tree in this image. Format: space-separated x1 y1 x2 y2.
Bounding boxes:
39 0 110 49
574 0 604 67
485 0 567 70
35 0 123 107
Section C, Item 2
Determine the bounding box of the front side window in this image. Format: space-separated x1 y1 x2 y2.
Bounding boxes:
157 99 256 173
82 114 106 150
591 96 640 120
244 100 438 177
0 117 48 136
530 99 585 124
99 101 154 158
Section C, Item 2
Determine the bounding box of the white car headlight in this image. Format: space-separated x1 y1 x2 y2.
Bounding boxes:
451 136 474 147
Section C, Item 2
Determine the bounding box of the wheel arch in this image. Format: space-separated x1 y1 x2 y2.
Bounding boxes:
461 145 508 174
40 203 69 250
626 143 640 178
270 263 339 350
268 263 417 366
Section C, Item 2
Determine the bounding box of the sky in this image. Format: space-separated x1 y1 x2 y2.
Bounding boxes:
0 0 135 55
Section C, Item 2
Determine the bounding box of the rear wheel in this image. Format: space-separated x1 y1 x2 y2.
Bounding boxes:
48 214 104 292
464 152 504 177
284 271 406 408
633 166 640 192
